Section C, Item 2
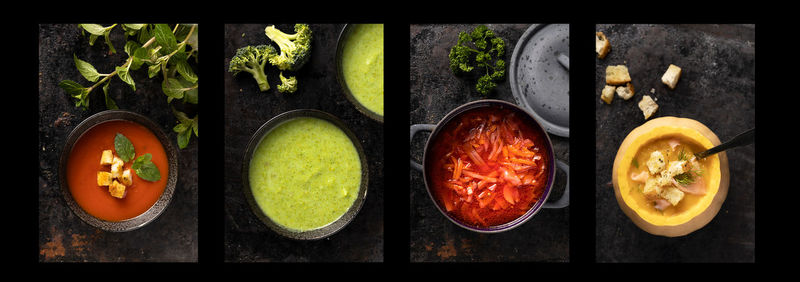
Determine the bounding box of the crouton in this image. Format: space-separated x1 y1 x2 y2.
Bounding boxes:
642 177 662 200
97 171 112 186
659 186 685 206
100 150 114 165
638 95 658 120
664 160 691 178
109 180 127 199
646 151 666 175
595 32 611 59
661 64 682 89
111 157 124 179
616 82 635 100
601 85 616 104
605 65 631 85
120 169 133 186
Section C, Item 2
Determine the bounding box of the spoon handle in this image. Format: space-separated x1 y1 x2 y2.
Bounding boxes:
695 128 755 159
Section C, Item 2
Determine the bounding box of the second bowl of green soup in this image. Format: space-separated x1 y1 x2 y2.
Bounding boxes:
336 23 384 122
242 109 369 240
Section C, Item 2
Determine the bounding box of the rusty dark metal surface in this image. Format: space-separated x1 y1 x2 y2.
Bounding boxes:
594 24 755 262
38 24 198 262
409 24 569 262
222 24 384 262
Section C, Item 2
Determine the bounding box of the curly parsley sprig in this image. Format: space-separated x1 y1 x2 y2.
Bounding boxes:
448 25 507 96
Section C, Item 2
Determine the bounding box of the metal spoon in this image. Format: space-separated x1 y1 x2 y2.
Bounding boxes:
694 128 754 159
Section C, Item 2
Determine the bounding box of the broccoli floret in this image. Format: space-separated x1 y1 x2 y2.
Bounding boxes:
228 45 277 92
277 72 298 93
264 24 312 71
448 25 507 96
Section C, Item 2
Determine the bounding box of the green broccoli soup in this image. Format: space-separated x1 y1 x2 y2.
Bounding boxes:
248 117 361 231
341 24 384 117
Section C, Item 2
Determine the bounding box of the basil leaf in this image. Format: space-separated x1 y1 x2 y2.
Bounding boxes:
191 118 198 137
153 24 177 55
148 63 162 78
132 153 161 181
123 24 146 31
114 133 136 162
102 81 118 110
175 59 197 84
59 80 90 109
73 54 101 82
80 24 107 35
173 122 189 133
177 126 191 149
116 65 135 91
162 77 188 98
58 80 85 96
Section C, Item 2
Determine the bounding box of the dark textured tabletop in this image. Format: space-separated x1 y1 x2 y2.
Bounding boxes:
594 24 755 262
409 24 570 262
38 24 198 262
223 24 384 262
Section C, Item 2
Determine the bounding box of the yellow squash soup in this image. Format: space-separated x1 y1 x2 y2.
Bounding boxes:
341 24 384 117
622 134 719 225
248 117 361 231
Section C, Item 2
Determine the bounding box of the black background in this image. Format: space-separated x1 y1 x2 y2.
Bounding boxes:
20 6 792 277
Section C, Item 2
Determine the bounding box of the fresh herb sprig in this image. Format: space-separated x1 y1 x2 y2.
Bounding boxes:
448 25 506 96
59 24 199 149
132 153 161 182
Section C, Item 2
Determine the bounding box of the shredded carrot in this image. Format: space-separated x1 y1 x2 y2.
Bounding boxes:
435 109 549 227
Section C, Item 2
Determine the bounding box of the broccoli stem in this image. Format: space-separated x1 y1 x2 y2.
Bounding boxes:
251 70 270 92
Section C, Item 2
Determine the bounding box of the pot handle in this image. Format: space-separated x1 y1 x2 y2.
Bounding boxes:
410 124 436 171
543 160 569 209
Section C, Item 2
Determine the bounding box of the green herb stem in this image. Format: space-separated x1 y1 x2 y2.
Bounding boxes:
86 36 158 93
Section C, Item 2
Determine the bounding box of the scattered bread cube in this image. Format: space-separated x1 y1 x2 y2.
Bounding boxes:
601 85 616 104
616 82 635 100
661 64 682 89
120 169 133 186
109 180 127 199
605 65 631 85
595 32 611 59
100 150 114 165
97 171 112 186
660 186 685 206
638 95 658 120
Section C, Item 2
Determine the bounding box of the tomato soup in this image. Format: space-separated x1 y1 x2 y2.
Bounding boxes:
66 120 168 222
427 107 549 227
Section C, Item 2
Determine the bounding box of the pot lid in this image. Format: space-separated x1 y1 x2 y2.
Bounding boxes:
509 24 570 137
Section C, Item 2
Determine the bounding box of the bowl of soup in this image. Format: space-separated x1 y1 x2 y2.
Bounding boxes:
612 116 730 237
410 100 569 233
242 109 369 240
59 110 178 232
336 23 384 123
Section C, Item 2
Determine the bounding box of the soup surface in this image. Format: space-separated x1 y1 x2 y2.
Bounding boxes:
341 23 384 117
248 117 361 231
66 120 169 222
428 107 550 227
626 135 712 216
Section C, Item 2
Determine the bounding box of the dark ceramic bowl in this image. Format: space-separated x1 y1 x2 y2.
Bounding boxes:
335 23 384 123
242 109 369 240
410 99 569 233
59 110 179 232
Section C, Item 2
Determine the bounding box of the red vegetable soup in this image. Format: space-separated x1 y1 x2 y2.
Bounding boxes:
428 107 549 227
66 120 168 222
